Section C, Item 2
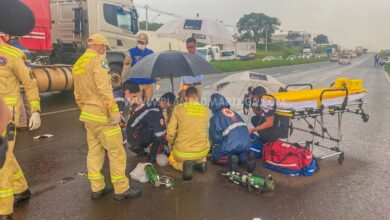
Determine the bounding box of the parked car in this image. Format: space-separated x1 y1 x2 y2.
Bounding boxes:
262 56 277 61
287 55 298 60
220 50 236 61
339 55 351 65
302 53 313 59
329 54 339 62
379 57 390 66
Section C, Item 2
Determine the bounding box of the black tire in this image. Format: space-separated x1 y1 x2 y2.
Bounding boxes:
338 152 345 164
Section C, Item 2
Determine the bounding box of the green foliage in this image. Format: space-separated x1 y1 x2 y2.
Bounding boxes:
385 65 390 75
211 57 328 73
139 21 163 31
255 43 302 58
236 13 281 46
286 31 301 41
314 34 329 45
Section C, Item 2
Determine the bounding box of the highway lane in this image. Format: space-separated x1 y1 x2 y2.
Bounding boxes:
12 54 390 219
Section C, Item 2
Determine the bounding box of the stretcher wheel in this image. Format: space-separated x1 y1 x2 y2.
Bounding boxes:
338 153 345 164
362 114 369 123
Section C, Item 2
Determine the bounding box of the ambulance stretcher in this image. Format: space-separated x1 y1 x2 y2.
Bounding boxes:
258 78 369 164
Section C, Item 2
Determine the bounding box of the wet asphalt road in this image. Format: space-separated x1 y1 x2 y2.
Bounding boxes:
12 54 390 219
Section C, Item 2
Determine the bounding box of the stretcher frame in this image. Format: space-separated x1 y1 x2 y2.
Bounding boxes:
261 84 369 164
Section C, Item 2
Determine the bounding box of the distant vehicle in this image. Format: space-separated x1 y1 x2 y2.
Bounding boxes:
220 50 236 61
379 57 390 66
262 56 278 61
339 55 351 65
197 45 221 62
303 48 312 54
286 55 298 60
329 54 339 62
315 53 328 59
355 47 363 56
302 53 313 59
350 52 358 58
235 42 256 60
362 48 368 54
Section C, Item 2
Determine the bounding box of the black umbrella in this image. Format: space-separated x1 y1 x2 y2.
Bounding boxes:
124 51 219 92
0 0 35 36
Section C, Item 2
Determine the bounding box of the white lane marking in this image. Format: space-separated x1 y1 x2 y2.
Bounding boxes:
383 68 390 85
41 108 79 117
273 73 283 77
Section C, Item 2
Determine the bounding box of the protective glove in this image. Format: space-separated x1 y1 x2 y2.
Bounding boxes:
29 112 41 131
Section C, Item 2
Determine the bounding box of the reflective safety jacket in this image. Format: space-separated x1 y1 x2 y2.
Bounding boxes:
209 93 251 154
126 102 167 143
73 49 119 124
167 101 210 161
0 41 40 123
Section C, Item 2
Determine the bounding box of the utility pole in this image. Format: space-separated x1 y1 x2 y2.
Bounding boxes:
145 5 149 31
265 24 268 51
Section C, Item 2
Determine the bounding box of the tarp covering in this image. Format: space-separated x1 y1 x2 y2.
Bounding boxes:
19 0 51 51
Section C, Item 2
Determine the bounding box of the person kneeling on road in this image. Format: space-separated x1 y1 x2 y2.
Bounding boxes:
159 92 176 125
124 80 167 162
209 93 256 172
167 87 210 181
248 86 277 143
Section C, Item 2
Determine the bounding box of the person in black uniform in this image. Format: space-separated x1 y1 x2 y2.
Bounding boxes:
123 80 167 162
248 86 290 143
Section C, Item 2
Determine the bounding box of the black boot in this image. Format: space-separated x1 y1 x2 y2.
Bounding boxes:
182 160 195 181
91 187 112 200
14 189 31 204
114 187 141 201
247 152 256 173
228 155 239 171
0 215 12 220
194 162 207 173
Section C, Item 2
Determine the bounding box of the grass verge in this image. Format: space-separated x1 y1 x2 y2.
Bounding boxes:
385 65 390 75
211 58 328 73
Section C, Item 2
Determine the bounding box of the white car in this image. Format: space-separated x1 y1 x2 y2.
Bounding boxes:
302 53 313 59
339 55 351 65
262 56 277 61
329 54 339 62
287 55 298 60
379 57 390 66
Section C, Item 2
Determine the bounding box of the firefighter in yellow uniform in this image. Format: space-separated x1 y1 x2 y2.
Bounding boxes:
0 38 41 219
167 87 210 181
72 33 141 201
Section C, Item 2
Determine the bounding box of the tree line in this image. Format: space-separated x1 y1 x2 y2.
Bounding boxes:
139 13 330 46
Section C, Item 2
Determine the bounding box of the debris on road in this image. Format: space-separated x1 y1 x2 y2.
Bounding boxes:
33 134 54 140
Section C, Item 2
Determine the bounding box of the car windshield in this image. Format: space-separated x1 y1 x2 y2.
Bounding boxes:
103 4 137 32
222 51 234 56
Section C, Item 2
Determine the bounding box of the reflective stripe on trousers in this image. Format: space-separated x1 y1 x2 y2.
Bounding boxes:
103 127 121 137
173 148 209 160
88 173 104 181
111 175 125 183
80 111 108 123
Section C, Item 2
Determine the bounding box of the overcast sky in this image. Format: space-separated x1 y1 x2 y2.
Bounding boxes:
136 0 390 51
